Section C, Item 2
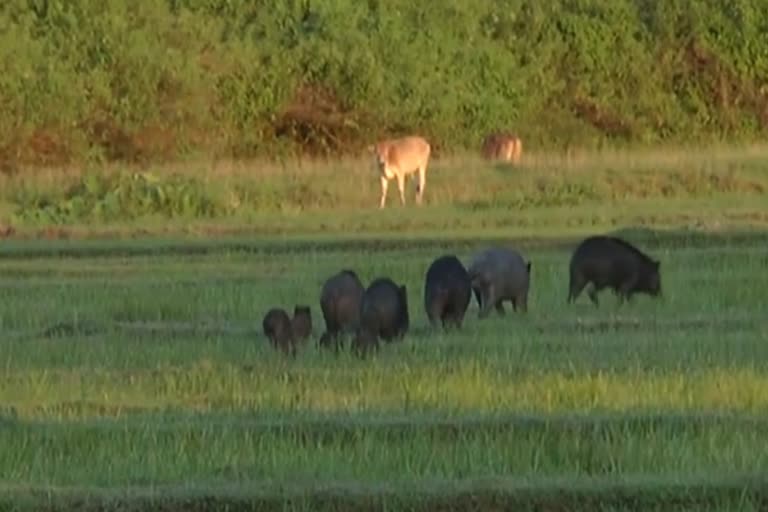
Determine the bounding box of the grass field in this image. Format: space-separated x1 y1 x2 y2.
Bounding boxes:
3 144 768 240
0 147 767 510
4 1 768 507
1 223 768 509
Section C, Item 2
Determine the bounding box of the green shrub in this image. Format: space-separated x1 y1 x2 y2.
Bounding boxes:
11 172 224 223
0 0 767 170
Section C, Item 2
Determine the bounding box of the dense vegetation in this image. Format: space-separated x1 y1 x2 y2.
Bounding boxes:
1 0 767 171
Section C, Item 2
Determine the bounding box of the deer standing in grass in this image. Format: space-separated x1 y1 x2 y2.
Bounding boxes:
368 136 431 209
482 132 523 164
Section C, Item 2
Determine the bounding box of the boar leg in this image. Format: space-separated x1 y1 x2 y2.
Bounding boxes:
568 272 588 303
473 287 483 309
512 294 528 313
587 285 600 307
478 285 495 319
617 272 639 306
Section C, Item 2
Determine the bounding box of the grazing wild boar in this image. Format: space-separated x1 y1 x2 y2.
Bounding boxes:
467 247 532 318
423 254 472 329
368 135 431 208
318 269 366 350
481 132 523 164
291 305 313 342
262 307 296 357
567 235 662 306
353 277 410 356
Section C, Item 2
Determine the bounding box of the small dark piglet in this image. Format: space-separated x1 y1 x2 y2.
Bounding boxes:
567 235 662 306
262 308 296 357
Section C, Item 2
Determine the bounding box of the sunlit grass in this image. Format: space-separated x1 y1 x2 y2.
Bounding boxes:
3 364 768 421
1 144 768 239
0 202 767 508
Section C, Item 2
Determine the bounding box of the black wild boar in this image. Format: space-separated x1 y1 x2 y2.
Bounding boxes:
467 247 532 318
352 277 409 356
567 235 662 306
262 307 296 357
291 305 313 342
318 269 365 350
423 254 472 329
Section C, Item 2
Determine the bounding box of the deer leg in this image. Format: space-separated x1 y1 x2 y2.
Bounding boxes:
379 175 389 209
396 173 406 205
416 166 426 205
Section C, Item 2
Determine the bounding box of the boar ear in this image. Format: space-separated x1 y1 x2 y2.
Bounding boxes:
526 261 532 273
399 284 407 295
654 260 660 269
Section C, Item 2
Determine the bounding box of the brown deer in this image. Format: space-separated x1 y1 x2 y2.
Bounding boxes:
481 133 523 164
368 136 431 208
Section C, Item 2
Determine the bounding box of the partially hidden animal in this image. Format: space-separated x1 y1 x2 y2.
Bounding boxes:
482 132 523 164
423 254 472 329
567 235 662 306
368 135 431 208
262 307 296 357
291 305 313 342
318 269 366 351
467 247 532 318
353 277 410 356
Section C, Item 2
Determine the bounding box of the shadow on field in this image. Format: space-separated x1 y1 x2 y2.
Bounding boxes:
111 320 254 338
24 316 768 353
0 226 767 260
3 473 768 512
28 311 763 345
7 410 768 443
16 320 255 343
41 321 103 338
534 315 761 335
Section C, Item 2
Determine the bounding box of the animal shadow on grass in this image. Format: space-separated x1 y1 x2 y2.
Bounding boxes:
41 321 102 339
111 320 252 340
490 162 520 174
536 316 757 336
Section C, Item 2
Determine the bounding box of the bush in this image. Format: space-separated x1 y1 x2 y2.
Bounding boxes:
0 0 767 171
11 172 224 223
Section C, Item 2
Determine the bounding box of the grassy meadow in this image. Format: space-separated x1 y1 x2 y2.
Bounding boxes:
2 143 768 239
1 145 768 509
2 1 768 509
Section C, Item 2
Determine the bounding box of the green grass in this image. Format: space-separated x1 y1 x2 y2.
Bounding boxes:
3 416 768 486
0 224 767 510
4 476 768 512
2 145 768 238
